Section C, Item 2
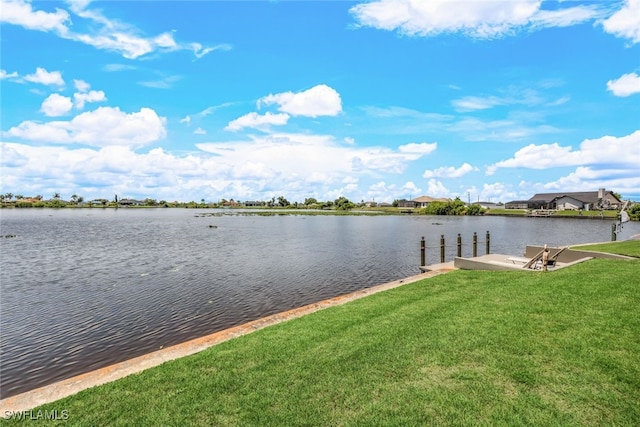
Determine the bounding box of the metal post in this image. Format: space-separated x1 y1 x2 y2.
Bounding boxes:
420 236 426 267
486 230 490 255
473 232 477 257
457 233 462 258
440 235 445 263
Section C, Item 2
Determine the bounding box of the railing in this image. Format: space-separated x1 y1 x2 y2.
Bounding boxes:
420 231 490 267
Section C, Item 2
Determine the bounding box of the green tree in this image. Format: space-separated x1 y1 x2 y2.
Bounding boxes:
466 204 485 216
53 192 60 200
334 196 355 211
628 203 640 221
277 196 289 207
304 197 318 206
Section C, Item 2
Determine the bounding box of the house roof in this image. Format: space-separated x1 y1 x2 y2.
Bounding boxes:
412 196 450 203
529 191 620 204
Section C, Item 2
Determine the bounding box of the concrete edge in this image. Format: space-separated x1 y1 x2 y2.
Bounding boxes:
1 269 449 415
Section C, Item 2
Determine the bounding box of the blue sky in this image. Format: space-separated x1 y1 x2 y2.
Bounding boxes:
1 0 639 203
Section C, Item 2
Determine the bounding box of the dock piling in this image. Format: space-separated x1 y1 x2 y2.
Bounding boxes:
473 232 478 257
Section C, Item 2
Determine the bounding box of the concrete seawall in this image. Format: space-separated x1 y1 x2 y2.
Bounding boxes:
1 268 453 415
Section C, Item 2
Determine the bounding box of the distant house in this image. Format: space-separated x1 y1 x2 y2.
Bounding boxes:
244 201 264 207
473 201 498 209
119 198 144 206
396 199 416 208
412 196 451 208
506 188 621 210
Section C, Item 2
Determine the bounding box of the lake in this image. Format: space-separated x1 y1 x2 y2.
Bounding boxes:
1 208 638 398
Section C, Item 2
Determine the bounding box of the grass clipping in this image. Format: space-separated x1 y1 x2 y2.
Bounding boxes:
10 252 640 426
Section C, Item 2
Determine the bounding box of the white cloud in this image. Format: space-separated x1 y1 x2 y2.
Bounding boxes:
607 72 640 97
24 67 64 86
1 0 70 33
41 93 73 117
398 142 438 155
531 5 603 29
225 112 290 132
602 0 640 44
1 69 19 80
197 133 435 180
73 90 106 109
74 79 91 92
139 75 182 89
402 181 420 195
451 96 504 112
7 107 166 148
259 84 342 118
423 163 477 178
426 179 449 197
180 116 191 124
194 127 207 135
350 0 599 39
1 0 226 59
487 130 640 175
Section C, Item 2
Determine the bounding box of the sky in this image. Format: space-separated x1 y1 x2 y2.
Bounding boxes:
1 0 639 204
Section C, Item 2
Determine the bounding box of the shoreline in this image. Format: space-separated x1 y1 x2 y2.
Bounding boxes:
1 268 454 415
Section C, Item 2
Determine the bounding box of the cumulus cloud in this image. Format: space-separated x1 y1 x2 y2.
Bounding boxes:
1 0 70 33
423 163 477 178
607 72 640 96
73 79 91 92
602 0 640 44
0 130 437 202
225 112 290 132
198 133 436 180
426 179 449 197
7 107 166 148
0 0 227 59
73 90 107 109
41 93 73 117
486 130 640 175
350 0 600 39
259 85 342 118
194 127 206 135
24 67 64 86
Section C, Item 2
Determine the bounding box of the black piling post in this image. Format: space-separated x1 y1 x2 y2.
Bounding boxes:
611 223 617 241
457 233 462 258
440 235 445 263
420 236 426 267
473 232 478 257
486 230 491 254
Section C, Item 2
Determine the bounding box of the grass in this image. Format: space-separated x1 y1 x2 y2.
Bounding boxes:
3 245 640 426
571 240 640 258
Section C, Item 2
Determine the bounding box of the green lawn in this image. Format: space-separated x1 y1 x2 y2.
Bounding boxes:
3 248 640 426
571 240 640 258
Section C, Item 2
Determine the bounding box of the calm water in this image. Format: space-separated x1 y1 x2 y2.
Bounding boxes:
1 208 638 398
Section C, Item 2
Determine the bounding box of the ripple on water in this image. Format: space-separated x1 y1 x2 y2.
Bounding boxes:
1 209 639 398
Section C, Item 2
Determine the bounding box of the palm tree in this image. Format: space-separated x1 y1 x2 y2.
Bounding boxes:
71 194 78 204
5 193 13 201
53 192 60 200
